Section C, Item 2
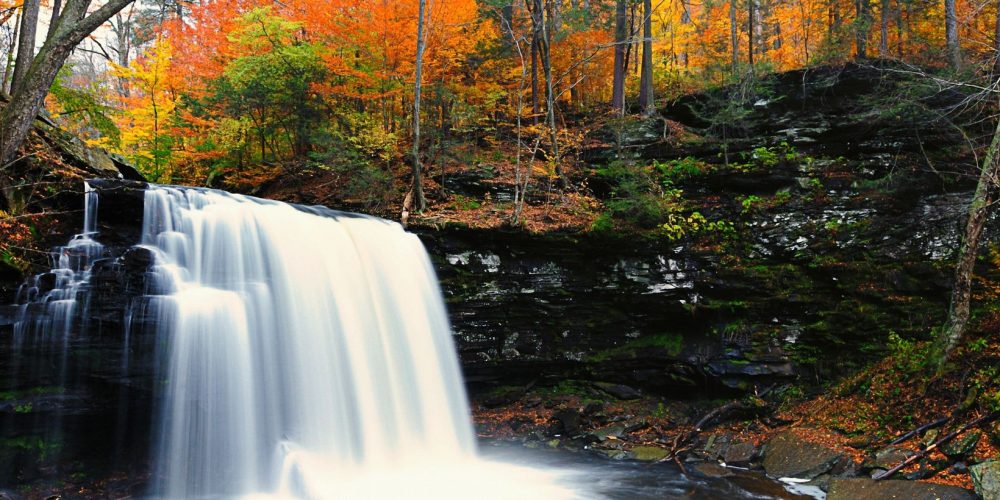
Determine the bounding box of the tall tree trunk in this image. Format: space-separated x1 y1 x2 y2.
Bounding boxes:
530 15 539 123
47 0 62 40
638 0 654 115
569 0 580 105
753 0 764 57
409 0 428 213
537 0 561 183
936 106 1000 364
0 0 138 188
879 0 889 56
855 0 870 58
2 8 22 94
800 0 810 63
748 0 755 66
944 0 960 70
680 0 691 66
11 0 40 94
611 0 627 113
730 0 739 74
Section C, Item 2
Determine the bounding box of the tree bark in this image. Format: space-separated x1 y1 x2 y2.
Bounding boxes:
730 0 739 74
944 0 961 70
3 8 22 94
529 0 541 123
638 0 655 115
855 0 871 58
611 0 627 113
936 106 1000 363
879 0 889 56
11 0 40 94
748 0 755 66
410 0 428 213
680 0 691 66
47 0 63 40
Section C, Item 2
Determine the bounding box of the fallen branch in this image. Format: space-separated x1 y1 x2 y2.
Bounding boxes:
887 416 951 446
874 411 1000 480
656 385 777 468
660 400 751 464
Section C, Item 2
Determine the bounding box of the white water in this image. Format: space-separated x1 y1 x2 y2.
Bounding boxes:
134 186 575 499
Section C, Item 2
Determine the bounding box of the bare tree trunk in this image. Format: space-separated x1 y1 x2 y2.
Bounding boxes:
748 0 755 66
680 0 691 66
730 0 739 74
530 0 541 123
638 0 655 115
2 8 22 94
530 0 560 182
879 0 889 56
611 0 627 113
753 0 764 57
47 0 62 40
855 0 870 58
944 0 960 70
801 0 810 63
409 0 428 213
936 107 1000 364
11 0 40 93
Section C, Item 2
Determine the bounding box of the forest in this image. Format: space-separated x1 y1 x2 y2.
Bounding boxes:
0 0 996 498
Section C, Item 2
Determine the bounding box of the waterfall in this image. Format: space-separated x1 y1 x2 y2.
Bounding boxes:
144 185 481 497
10 183 573 499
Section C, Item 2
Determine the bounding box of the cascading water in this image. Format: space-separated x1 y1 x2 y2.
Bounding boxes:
10 183 575 499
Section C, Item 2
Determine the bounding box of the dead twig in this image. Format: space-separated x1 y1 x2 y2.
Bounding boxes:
887 416 951 446
874 411 1000 480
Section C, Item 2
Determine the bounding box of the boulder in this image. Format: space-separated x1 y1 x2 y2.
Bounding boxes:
692 462 734 478
702 433 759 466
942 431 981 459
864 446 913 470
762 430 843 479
549 409 582 436
629 445 669 461
828 478 976 500
971 459 1000 500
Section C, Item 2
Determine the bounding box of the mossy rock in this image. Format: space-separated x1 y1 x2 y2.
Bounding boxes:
630 445 669 461
942 431 981 459
971 459 1000 500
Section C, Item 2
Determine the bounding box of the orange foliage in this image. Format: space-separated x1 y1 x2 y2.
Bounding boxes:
103 0 1000 186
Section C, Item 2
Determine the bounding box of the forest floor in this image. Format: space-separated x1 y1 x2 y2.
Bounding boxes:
470 310 1000 492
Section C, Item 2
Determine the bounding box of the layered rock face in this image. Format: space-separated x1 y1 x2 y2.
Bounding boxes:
427 63 998 394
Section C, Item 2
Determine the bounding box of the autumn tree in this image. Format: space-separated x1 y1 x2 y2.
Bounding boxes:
937 94 1000 364
409 0 428 214
11 0 39 92
0 0 136 211
112 37 179 181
